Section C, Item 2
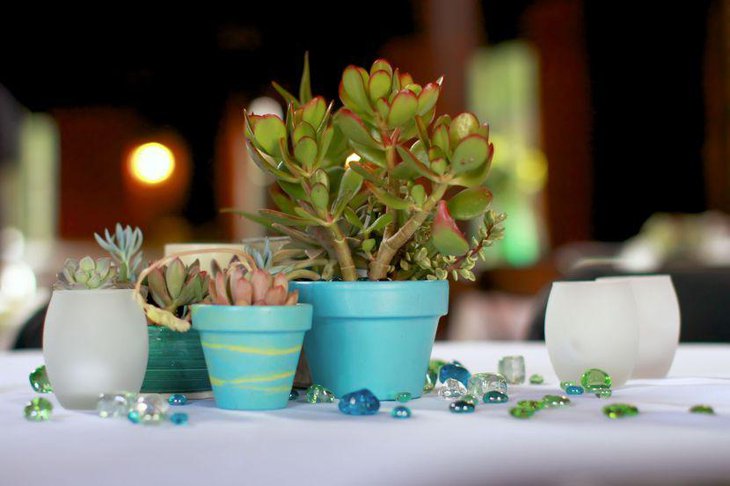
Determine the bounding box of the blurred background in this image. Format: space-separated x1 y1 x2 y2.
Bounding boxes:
2 0 730 348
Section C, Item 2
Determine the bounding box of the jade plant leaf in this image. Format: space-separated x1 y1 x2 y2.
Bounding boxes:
294 137 318 169
371 59 393 76
301 97 327 128
334 110 380 149
387 90 418 127
252 115 287 157
366 182 411 210
451 135 488 174
432 201 469 256
450 142 494 187
299 52 312 103
447 187 493 220
448 112 480 147
293 122 316 144
342 66 371 111
417 82 441 116
310 183 329 212
368 70 392 103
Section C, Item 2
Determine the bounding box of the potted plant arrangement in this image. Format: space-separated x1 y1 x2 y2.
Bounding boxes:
236 55 505 400
43 224 149 409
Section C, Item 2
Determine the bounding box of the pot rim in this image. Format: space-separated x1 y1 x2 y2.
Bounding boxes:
51 288 136 295
190 303 313 333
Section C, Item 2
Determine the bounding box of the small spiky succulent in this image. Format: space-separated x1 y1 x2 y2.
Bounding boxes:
94 224 144 284
241 237 324 281
209 259 298 306
144 258 210 331
54 257 118 290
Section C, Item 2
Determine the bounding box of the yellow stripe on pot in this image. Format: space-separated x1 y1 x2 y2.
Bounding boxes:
201 341 302 356
209 370 295 386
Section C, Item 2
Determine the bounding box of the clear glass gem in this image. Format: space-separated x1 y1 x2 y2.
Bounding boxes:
483 390 509 403
529 374 544 385
438 378 467 400
391 406 412 419
509 406 535 419
581 368 612 392
689 404 715 414
395 391 412 403
306 384 335 404
467 372 508 397
595 389 612 399
603 403 639 419
565 385 584 395
424 371 436 393
449 400 475 414
169 412 188 425
168 393 188 406
462 394 479 406
542 395 571 408
29 365 52 393
498 356 525 385
129 394 168 424
439 364 471 387
338 389 380 415
97 393 134 418
24 397 53 421
289 389 300 401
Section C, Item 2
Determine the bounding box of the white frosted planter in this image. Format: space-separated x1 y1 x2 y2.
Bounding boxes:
545 281 639 388
43 289 148 410
597 275 680 378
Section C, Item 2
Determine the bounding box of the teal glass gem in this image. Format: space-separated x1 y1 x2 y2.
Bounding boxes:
128 410 141 424
509 406 535 419
169 413 189 425
565 385 584 395
97 393 134 418
338 389 380 415
542 395 571 408
439 364 471 387
306 384 335 404
483 390 509 403
689 404 715 415
467 372 508 397
24 397 53 422
391 406 412 419
529 374 544 385
516 400 544 411
29 365 52 393
560 381 576 391
396 391 412 403
168 394 188 406
595 389 612 399
449 400 475 414
603 403 639 419
289 389 300 401
438 378 467 400
581 368 612 392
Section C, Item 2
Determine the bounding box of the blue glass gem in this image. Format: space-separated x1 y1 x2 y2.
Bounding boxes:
449 400 475 414
391 406 412 419
127 410 141 424
289 389 300 401
338 389 380 416
439 364 471 387
169 413 189 425
565 385 584 395
168 394 188 406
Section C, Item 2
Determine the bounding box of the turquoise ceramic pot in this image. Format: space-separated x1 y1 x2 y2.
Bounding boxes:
290 280 449 400
190 304 313 410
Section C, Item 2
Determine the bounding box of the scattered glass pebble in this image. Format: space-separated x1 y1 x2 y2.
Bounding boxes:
439 364 471 387
689 404 715 415
467 372 508 397
462 394 479 406
24 397 53 422
424 371 436 393
560 381 576 390
429 359 446 375
169 412 189 425
97 392 134 418
338 389 380 415
29 365 52 393
603 403 639 419
498 356 525 384
395 391 412 403
129 394 168 424
581 368 612 392
517 399 544 411
542 395 571 408
289 389 300 401
168 393 188 406
565 385 584 395
128 410 141 424
449 400 475 414
529 374 544 385
306 384 335 404
391 406 412 419
595 389 612 399
451 360 465 367
438 378 467 400
483 390 509 403
509 406 535 419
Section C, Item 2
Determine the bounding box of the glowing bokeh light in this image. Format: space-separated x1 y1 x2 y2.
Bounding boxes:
129 142 175 184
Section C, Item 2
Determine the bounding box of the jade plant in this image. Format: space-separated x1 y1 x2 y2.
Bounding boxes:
54 223 144 290
237 55 505 281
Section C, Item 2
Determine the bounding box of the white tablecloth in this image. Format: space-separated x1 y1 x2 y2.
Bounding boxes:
1 342 729 485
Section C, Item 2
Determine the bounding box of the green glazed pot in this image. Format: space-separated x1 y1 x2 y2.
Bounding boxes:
140 326 212 394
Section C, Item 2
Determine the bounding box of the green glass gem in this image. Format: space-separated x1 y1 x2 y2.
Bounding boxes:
595 389 612 399
509 406 535 419
560 381 576 391
516 399 544 411
689 404 715 415
396 391 412 403
529 374 544 385
462 394 479 406
424 371 436 393
483 390 509 403
24 397 53 422
306 384 335 404
29 365 52 393
603 403 639 419
429 359 447 375
542 394 571 408
581 368 612 392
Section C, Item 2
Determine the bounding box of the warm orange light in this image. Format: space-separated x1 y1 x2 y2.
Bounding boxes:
129 142 175 184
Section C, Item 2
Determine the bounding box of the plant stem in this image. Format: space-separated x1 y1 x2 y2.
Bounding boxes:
369 183 448 280
381 145 398 243
328 223 358 281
